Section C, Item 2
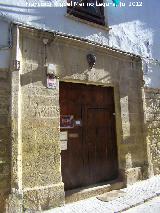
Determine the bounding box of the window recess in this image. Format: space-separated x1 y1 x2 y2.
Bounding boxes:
67 0 105 26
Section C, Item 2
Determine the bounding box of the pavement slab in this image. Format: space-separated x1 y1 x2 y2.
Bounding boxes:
45 175 160 213
123 197 160 213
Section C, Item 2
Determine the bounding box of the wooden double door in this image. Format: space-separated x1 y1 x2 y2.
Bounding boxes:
60 82 118 191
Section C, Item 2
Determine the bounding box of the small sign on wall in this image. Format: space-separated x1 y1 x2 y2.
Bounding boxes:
60 131 68 141
47 76 58 89
60 131 68 151
61 140 67 151
75 120 82 127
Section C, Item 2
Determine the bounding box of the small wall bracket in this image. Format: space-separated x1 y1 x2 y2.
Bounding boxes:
13 60 20 71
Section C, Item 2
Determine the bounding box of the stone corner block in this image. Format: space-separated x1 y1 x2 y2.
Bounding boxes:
5 193 23 213
125 167 142 186
23 182 65 212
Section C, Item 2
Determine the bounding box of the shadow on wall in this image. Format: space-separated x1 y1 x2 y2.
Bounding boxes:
1 0 159 27
1 1 159 62
0 2 109 40
20 66 46 87
1 1 160 61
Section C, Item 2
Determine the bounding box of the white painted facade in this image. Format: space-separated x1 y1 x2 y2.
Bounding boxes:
0 0 159 88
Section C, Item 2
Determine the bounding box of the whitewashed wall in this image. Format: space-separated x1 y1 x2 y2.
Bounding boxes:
0 0 159 88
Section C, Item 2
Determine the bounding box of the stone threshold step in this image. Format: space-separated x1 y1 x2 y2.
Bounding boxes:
65 179 125 204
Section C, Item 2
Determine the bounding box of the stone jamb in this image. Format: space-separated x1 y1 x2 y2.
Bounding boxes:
6 24 23 212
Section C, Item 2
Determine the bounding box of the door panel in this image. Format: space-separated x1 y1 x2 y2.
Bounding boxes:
60 101 84 190
86 108 115 184
60 82 118 191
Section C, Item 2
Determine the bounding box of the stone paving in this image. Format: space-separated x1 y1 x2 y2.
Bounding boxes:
124 196 160 213
45 175 160 213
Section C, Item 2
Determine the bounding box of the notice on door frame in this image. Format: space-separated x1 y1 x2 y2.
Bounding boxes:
60 131 68 141
60 131 68 151
46 76 58 89
75 120 82 126
60 115 74 128
61 140 67 151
